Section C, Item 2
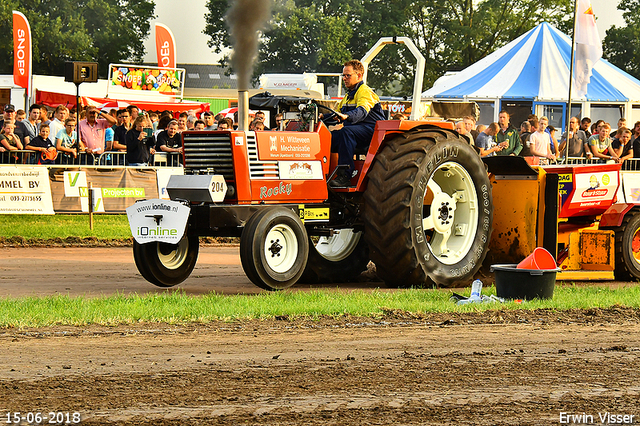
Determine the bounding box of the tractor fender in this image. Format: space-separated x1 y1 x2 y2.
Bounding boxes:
599 203 637 228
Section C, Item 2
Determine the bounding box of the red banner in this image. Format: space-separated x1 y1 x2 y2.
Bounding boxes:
155 23 176 69
12 11 32 95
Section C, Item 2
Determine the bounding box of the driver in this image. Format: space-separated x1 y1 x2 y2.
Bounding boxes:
326 60 386 187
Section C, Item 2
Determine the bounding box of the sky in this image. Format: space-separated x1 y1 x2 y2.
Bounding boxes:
143 0 625 66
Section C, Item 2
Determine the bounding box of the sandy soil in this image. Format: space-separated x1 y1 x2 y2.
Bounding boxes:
1 246 639 425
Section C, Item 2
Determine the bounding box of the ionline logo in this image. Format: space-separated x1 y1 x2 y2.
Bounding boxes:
138 226 178 236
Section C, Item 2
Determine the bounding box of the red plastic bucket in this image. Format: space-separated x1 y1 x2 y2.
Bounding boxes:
517 247 556 270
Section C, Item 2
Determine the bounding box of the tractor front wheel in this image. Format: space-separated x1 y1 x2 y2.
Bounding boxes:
133 234 200 287
614 210 640 281
240 208 309 290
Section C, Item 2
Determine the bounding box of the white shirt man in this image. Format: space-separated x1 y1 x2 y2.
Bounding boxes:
48 106 68 145
529 116 556 161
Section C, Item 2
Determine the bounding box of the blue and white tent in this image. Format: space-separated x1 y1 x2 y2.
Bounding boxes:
422 22 640 126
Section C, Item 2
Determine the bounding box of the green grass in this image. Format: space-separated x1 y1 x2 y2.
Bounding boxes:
0 214 131 239
1 285 638 328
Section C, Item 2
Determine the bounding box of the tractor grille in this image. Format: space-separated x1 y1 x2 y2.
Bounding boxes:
182 133 234 180
246 133 279 179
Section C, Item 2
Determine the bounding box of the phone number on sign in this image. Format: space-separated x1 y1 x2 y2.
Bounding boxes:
4 412 81 424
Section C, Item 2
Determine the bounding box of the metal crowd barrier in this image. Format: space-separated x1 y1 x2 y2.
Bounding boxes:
565 157 640 171
0 150 182 167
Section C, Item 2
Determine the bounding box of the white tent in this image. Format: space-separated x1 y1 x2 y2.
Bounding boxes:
422 22 640 127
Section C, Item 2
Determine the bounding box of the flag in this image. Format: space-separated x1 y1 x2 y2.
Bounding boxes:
573 0 602 97
12 11 32 96
155 23 177 69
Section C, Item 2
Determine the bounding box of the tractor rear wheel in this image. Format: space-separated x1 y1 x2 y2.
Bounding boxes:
363 128 493 287
300 229 369 283
614 210 640 281
240 207 309 290
133 234 200 287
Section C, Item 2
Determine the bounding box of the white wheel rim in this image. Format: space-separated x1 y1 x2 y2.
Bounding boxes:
422 161 479 265
315 229 361 262
264 224 299 273
157 238 189 270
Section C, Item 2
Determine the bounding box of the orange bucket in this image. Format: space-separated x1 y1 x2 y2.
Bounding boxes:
517 247 556 270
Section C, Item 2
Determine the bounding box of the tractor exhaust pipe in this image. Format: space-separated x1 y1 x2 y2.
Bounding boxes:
237 90 249 131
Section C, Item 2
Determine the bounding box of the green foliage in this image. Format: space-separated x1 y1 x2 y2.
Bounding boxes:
0 0 155 78
203 0 572 95
0 285 639 328
603 0 640 79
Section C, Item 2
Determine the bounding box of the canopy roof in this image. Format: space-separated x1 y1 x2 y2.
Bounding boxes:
422 22 640 103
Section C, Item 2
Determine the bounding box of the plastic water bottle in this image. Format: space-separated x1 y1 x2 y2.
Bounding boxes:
457 279 483 305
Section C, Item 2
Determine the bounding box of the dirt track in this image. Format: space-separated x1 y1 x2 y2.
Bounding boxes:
1 246 639 425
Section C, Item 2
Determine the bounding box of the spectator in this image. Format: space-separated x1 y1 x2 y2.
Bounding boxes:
591 119 604 138
392 113 405 120
249 118 265 131
39 106 51 127
611 118 626 138
548 126 560 158
15 109 26 122
273 113 285 130
126 116 156 166
202 111 217 130
0 104 29 146
496 110 522 156
612 128 633 162
463 116 478 142
156 120 183 153
78 106 116 154
187 114 196 130
25 123 57 164
109 108 118 119
217 117 233 130
630 121 640 144
105 127 114 152
177 113 188 133
56 118 83 159
23 104 41 144
519 121 532 156
48 106 68 146
194 120 206 131
475 123 502 157
529 116 556 161
112 109 131 153
154 115 173 139
528 114 539 134
559 116 589 159
149 112 159 131
581 117 592 138
127 105 140 122
0 121 24 151
588 122 617 161
455 121 473 144
476 124 487 134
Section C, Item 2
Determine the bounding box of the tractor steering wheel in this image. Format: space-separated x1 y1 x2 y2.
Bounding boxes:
316 103 342 126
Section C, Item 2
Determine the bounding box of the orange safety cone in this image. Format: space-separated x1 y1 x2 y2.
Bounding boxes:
517 247 556 270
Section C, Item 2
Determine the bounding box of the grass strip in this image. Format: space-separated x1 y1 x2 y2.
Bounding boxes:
0 214 131 239
0 285 639 328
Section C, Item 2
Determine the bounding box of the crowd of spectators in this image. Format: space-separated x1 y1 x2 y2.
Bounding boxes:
0 103 279 166
456 111 639 164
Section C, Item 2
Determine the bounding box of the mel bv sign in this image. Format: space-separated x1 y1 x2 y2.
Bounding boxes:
155 23 176 69
12 11 32 97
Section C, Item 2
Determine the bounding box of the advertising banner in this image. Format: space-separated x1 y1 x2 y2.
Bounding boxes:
155 23 177 69
0 166 54 214
51 168 159 213
12 11 32 96
110 65 184 95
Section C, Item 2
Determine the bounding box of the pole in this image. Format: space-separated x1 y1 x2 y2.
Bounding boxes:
88 182 94 230
565 0 580 162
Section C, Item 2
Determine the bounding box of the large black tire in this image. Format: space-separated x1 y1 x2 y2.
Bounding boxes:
613 210 640 281
132 234 200 287
240 207 309 290
363 128 493 287
300 230 370 283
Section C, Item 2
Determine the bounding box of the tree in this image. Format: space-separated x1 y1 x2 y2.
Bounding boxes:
603 0 640 79
0 0 155 78
204 0 573 96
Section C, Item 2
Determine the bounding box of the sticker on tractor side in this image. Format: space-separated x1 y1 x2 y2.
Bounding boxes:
126 199 189 244
298 205 330 222
235 136 244 146
278 161 323 180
